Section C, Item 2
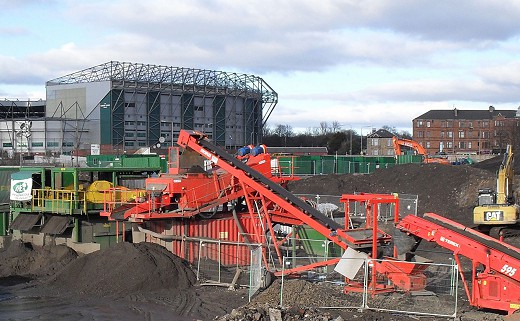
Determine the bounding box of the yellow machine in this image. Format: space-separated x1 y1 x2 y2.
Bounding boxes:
473 145 519 237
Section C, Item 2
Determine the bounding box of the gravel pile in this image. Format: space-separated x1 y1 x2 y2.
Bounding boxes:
0 240 77 280
48 242 197 296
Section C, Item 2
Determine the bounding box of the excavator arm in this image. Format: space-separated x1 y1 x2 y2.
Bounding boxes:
392 136 450 164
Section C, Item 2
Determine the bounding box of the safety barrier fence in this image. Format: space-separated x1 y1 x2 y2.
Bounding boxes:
275 157 423 176
280 256 458 318
294 193 419 224
143 231 265 301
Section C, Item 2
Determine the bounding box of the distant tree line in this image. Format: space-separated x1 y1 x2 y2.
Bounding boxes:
261 121 412 155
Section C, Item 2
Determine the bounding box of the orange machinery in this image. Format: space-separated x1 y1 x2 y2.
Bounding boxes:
392 136 450 164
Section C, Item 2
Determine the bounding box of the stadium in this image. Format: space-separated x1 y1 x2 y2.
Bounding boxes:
0 61 278 157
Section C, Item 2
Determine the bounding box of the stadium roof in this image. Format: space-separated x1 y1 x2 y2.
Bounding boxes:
46 61 278 123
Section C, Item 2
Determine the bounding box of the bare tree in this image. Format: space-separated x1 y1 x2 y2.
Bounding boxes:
274 124 294 137
319 121 329 135
331 121 342 133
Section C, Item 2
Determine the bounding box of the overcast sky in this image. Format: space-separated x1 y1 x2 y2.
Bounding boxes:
1 0 520 134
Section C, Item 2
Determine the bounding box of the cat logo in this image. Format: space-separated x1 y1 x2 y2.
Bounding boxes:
484 211 503 221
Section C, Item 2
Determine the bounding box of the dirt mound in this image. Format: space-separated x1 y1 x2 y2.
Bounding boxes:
219 279 442 321
472 153 520 173
0 240 78 280
287 163 497 225
49 242 197 296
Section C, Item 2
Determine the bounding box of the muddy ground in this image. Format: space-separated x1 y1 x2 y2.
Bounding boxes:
0 157 517 321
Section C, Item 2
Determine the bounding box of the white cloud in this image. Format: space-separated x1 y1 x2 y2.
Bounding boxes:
2 0 520 133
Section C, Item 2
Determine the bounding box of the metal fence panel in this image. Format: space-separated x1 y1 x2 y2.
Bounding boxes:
249 245 263 300
278 256 458 318
365 258 458 318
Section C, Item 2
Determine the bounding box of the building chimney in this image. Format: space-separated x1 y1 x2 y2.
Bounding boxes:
516 106 520 117
489 105 495 112
454 108 458 117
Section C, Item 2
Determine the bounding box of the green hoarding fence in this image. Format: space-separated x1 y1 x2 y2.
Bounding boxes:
275 155 414 175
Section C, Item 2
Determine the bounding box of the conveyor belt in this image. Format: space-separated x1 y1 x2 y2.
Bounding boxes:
423 213 520 261
198 137 342 231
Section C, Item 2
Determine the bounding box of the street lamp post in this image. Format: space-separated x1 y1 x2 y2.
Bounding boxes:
339 124 353 155
360 125 372 155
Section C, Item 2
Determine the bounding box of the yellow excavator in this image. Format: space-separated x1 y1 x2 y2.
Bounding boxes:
473 144 519 238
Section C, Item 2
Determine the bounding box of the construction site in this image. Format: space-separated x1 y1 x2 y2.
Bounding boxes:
0 129 519 321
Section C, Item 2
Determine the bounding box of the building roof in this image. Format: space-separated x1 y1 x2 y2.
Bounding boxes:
367 129 394 138
414 107 519 120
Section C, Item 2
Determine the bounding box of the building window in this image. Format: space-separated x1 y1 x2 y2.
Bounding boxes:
458 131 465 138
372 138 379 146
62 142 74 147
137 132 146 138
447 141 453 148
31 142 44 147
426 121 431 128
482 121 489 127
125 132 134 137
468 142 472 149
447 131 453 138
2 143 12 148
138 142 146 146
447 121 453 127
495 120 505 127
440 131 445 138
426 141 431 148
459 142 465 149
417 120 424 127
441 121 447 128
124 142 134 147
47 142 59 147
459 122 465 128
417 131 424 138
426 131 431 138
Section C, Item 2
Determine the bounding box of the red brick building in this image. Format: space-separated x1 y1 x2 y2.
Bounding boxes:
413 106 519 155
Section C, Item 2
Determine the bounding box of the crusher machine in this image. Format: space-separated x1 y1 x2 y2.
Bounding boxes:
101 130 442 295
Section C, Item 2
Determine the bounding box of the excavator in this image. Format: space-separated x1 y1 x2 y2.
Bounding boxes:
474 144 519 238
391 136 450 164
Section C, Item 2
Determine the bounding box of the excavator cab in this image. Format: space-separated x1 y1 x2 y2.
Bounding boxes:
476 188 495 206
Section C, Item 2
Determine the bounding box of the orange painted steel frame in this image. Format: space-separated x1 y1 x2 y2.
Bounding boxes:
398 212 520 314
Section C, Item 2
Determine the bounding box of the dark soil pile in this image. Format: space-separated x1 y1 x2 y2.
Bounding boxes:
472 154 520 172
48 242 197 296
0 240 77 280
219 279 459 321
287 163 500 226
